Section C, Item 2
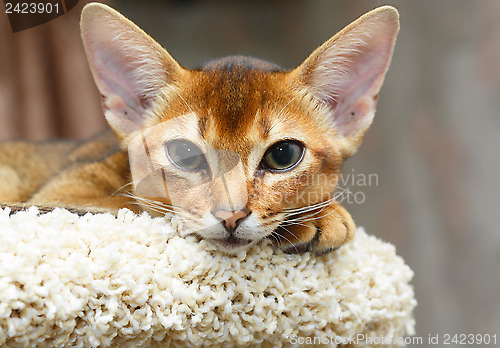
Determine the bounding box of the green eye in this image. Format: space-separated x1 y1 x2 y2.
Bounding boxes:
261 140 304 172
166 139 207 171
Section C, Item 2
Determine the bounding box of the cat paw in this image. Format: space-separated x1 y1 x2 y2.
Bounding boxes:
272 203 355 255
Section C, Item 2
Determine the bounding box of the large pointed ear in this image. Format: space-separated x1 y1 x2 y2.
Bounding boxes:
80 3 184 138
292 6 399 157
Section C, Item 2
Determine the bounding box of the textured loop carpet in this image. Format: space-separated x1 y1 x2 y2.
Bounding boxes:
0 207 416 347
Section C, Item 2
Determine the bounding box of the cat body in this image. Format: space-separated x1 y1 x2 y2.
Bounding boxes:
0 131 131 210
0 4 399 254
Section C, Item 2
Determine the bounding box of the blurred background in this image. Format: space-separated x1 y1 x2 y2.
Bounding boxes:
1 0 499 345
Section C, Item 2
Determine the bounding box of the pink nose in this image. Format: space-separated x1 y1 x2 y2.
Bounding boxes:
214 208 250 233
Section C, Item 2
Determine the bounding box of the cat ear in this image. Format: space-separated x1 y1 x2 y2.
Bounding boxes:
80 3 184 137
293 6 399 157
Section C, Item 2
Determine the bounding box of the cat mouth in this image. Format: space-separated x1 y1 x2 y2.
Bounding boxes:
209 235 253 251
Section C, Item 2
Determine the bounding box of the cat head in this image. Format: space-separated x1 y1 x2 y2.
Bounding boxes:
81 4 399 254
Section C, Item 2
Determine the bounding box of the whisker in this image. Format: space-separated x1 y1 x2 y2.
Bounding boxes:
287 204 341 224
275 92 304 120
276 187 349 228
283 188 347 215
121 192 195 220
111 181 135 196
271 227 301 254
267 232 281 244
279 220 314 228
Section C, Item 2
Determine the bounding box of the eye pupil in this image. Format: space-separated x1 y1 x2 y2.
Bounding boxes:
166 140 206 171
272 143 294 166
175 143 195 166
262 140 304 172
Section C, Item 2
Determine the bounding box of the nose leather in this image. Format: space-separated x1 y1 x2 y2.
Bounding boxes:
214 208 250 233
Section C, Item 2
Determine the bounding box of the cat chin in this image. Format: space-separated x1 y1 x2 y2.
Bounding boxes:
207 235 256 254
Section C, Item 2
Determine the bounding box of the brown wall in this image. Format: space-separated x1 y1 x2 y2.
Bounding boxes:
0 0 107 140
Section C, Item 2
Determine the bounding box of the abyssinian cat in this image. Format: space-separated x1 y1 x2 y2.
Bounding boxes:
0 3 399 255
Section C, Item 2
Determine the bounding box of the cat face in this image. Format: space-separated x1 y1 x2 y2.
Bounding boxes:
81 4 399 253
126 62 343 252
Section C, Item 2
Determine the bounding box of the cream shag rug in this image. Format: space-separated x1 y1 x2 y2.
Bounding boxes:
0 207 416 347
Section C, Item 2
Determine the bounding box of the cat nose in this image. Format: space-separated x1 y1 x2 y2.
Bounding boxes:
214 208 251 233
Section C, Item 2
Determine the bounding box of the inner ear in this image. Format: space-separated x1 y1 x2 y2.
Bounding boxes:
292 6 399 155
80 3 184 138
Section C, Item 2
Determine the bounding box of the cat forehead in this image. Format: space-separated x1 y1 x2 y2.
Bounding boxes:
151 56 316 155
185 59 292 143
197 55 283 72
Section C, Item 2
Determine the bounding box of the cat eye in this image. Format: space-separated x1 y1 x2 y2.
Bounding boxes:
261 140 304 172
165 139 207 171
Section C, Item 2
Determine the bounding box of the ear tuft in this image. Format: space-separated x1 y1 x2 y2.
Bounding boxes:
294 6 399 156
81 3 183 137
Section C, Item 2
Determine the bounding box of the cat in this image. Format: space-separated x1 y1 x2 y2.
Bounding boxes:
0 3 399 255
